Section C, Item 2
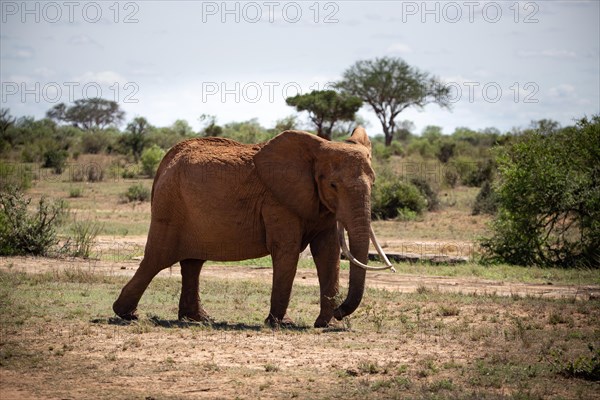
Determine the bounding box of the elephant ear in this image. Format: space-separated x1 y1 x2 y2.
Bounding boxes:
346 126 371 153
254 131 323 220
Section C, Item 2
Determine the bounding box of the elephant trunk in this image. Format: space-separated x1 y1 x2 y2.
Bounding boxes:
333 220 370 320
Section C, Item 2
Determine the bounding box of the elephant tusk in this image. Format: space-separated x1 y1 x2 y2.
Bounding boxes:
370 226 396 273
337 222 395 272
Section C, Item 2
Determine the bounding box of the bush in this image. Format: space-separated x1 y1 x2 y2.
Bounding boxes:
443 168 459 188
406 138 438 158
140 145 165 177
0 161 32 191
80 130 116 154
64 218 103 258
221 119 272 143
481 116 600 268
43 148 69 174
436 141 455 163
550 344 600 382
371 177 427 220
372 141 404 161
69 187 84 198
0 187 68 256
463 158 495 187
472 180 498 215
410 177 440 211
122 183 151 203
372 142 392 160
448 156 477 186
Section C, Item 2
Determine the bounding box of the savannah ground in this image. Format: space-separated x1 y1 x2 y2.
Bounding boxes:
1 166 599 399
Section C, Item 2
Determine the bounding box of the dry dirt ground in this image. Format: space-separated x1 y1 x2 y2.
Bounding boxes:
1 241 599 399
1 255 598 301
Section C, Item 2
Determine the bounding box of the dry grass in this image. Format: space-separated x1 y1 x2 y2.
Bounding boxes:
1 269 599 399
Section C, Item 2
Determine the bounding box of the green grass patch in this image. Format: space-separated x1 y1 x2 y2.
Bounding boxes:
0 268 598 399
388 262 600 286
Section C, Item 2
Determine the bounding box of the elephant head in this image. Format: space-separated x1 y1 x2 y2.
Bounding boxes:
254 126 389 320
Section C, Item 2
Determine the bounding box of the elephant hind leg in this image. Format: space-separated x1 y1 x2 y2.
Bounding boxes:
179 259 211 322
113 240 179 320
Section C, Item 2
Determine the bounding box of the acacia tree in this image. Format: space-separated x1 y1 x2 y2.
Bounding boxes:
46 98 125 131
286 90 362 140
336 57 451 146
122 117 151 161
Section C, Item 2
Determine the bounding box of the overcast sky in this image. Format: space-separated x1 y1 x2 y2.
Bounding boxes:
1 0 599 136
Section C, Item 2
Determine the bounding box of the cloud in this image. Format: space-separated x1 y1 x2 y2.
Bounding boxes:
74 71 128 86
34 67 56 78
517 49 577 58
3 45 34 60
4 74 34 84
68 34 101 48
387 43 413 54
548 84 576 99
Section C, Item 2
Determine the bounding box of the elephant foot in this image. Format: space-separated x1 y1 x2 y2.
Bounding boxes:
314 315 334 328
178 308 213 323
265 314 295 328
113 301 138 320
115 309 138 321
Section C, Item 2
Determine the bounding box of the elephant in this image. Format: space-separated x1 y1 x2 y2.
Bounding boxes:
112 127 392 328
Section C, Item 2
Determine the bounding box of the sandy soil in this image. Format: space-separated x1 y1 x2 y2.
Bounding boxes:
1 254 597 301
1 240 599 399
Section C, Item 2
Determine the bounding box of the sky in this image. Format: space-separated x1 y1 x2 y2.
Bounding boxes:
1 0 599 136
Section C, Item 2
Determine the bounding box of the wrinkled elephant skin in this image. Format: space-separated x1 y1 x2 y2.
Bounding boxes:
113 128 376 328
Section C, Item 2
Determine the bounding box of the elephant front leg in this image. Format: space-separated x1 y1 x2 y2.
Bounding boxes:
310 226 340 328
265 246 300 327
179 259 212 322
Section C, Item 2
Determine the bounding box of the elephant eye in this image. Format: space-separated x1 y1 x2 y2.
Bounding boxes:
330 182 337 189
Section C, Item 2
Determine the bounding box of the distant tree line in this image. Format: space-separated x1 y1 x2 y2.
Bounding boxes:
1 55 597 268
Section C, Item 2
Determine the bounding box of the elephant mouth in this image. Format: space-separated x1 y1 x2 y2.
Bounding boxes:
337 222 396 272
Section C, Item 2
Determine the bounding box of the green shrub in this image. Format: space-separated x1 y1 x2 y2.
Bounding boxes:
410 177 440 211
443 168 459 188
372 142 392 160
80 131 116 154
472 181 498 215
0 161 32 191
436 141 455 163
69 187 84 198
140 145 165 177
550 344 600 381
64 218 103 258
373 141 404 160
0 187 68 256
449 156 477 186
481 116 600 268
122 183 151 203
406 138 438 158
463 158 496 187
371 177 427 220
221 119 272 143
43 148 69 174
108 160 140 179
